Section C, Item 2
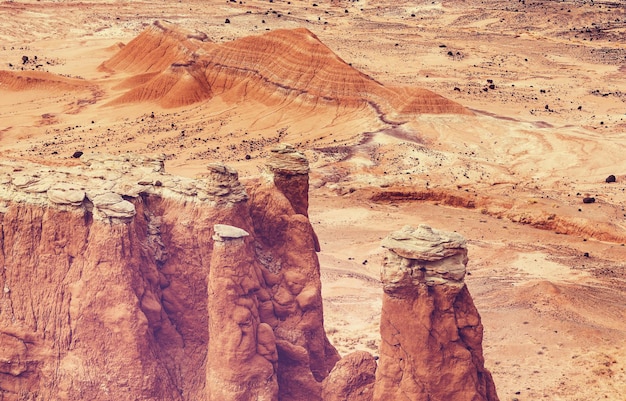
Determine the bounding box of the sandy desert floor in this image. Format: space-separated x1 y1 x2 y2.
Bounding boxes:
1 0 626 400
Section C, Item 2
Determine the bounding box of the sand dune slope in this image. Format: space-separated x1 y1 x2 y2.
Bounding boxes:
0 70 93 92
111 62 214 108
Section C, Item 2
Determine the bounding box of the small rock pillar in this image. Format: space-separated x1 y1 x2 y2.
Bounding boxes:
206 224 278 401
266 143 310 216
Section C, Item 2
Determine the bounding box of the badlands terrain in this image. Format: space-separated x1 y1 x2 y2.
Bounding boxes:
1 0 626 400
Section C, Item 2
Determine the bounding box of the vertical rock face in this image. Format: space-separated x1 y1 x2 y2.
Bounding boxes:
373 225 499 401
247 144 340 401
0 150 337 401
206 225 278 401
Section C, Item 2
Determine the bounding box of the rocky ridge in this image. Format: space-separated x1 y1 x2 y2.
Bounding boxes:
101 21 470 117
0 154 248 220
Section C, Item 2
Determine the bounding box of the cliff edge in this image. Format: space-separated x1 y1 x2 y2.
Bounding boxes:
0 149 338 401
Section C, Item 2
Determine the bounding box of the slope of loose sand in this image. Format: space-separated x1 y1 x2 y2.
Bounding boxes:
1 0 625 400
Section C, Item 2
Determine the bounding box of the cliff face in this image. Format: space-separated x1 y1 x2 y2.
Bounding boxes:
0 151 498 401
0 149 338 401
373 225 499 401
247 144 338 400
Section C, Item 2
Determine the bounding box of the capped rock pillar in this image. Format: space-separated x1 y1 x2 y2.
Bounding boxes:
266 143 310 216
206 224 278 401
373 225 499 401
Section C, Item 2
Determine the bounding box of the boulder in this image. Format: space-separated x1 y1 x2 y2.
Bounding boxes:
212 224 249 241
322 351 377 401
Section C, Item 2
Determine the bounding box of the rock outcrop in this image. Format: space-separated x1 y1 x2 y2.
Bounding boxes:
0 149 499 401
373 225 499 401
247 144 339 400
321 351 377 401
0 148 337 401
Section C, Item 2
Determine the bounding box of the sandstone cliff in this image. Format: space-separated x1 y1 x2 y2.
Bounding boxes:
0 148 338 401
247 144 338 400
373 225 499 401
0 149 498 401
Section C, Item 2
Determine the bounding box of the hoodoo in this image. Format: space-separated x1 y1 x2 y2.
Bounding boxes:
207 224 278 400
373 225 499 401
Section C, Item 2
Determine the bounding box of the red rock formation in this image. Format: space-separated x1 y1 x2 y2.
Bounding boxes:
102 22 470 117
0 151 337 401
373 225 499 401
247 144 339 400
321 351 377 401
0 151 499 401
207 224 278 400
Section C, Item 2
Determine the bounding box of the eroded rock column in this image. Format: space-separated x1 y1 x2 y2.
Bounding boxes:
247 143 339 401
373 225 499 401
266 143 310 217
206 224 278 401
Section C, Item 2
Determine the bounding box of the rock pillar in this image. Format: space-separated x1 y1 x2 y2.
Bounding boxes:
266 143 310 216
373 225 499 401
206 224 278 401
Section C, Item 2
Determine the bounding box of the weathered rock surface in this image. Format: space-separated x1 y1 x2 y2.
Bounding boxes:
206 224 278 401
0 150 336 401
247 145 340 400
373 225 499 401
321 351 377 401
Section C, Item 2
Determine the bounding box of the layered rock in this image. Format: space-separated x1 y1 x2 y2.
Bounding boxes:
0 149 337 401
373 225 499 401
102 22 471 117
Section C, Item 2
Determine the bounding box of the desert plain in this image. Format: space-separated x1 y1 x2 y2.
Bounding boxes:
1 0 625 400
